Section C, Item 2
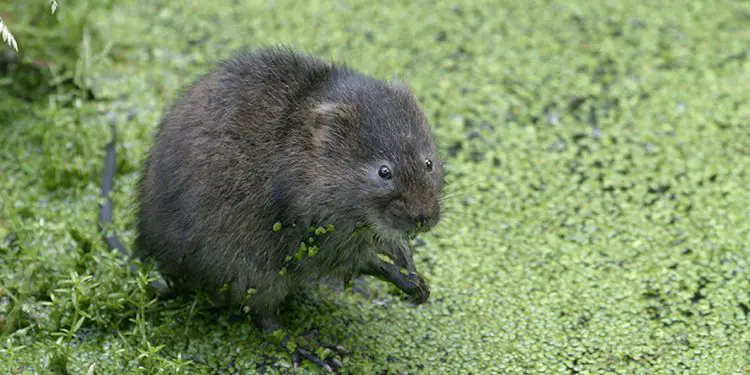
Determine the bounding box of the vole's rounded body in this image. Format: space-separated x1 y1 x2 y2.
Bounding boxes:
134 46 444 331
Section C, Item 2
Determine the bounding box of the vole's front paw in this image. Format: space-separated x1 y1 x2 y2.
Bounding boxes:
361 260 432 305
402 271 430 305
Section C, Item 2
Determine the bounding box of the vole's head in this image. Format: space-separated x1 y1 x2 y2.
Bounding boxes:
308 74 445 241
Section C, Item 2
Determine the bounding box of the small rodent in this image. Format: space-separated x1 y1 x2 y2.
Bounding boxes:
98 46 445 371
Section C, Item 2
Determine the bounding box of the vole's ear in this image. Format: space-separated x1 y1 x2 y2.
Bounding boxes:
312 102 356 122
310 102 358 150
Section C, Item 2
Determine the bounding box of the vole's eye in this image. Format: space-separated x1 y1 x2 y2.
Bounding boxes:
425 158 433 171
378 165 392 179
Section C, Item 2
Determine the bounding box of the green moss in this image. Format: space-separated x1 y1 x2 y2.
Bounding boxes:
2 0 750 373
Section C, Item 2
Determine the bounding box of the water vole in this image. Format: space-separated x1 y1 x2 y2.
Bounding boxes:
99 46 445 371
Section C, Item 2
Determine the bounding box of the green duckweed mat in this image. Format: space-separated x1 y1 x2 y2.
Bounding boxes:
1 0 749 373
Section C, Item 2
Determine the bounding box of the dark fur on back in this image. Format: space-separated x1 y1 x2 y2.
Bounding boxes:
133 46 445 318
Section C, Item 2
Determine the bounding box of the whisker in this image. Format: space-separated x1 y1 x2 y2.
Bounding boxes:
440 206 467 213
439 193 466 202
439 213 470 222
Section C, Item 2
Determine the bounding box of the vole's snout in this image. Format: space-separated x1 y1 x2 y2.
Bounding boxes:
381 192 442 235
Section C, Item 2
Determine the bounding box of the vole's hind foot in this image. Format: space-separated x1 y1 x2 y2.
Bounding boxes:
294 347 337 373
274 329 348 373
300 328 349 356
253 307 343 371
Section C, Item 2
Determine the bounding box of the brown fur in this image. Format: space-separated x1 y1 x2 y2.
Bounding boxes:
133 46 445 331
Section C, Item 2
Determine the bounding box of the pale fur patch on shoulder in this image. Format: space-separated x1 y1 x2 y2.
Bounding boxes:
312 101 358 122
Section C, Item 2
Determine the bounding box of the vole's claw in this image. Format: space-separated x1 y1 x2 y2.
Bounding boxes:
291 344 345 372
329 357 344 369
295 347 334 372
405 271 430 305
322 343 349 355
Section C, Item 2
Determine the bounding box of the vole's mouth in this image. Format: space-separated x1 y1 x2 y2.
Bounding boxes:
366 199 440 242
380 213 434 237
